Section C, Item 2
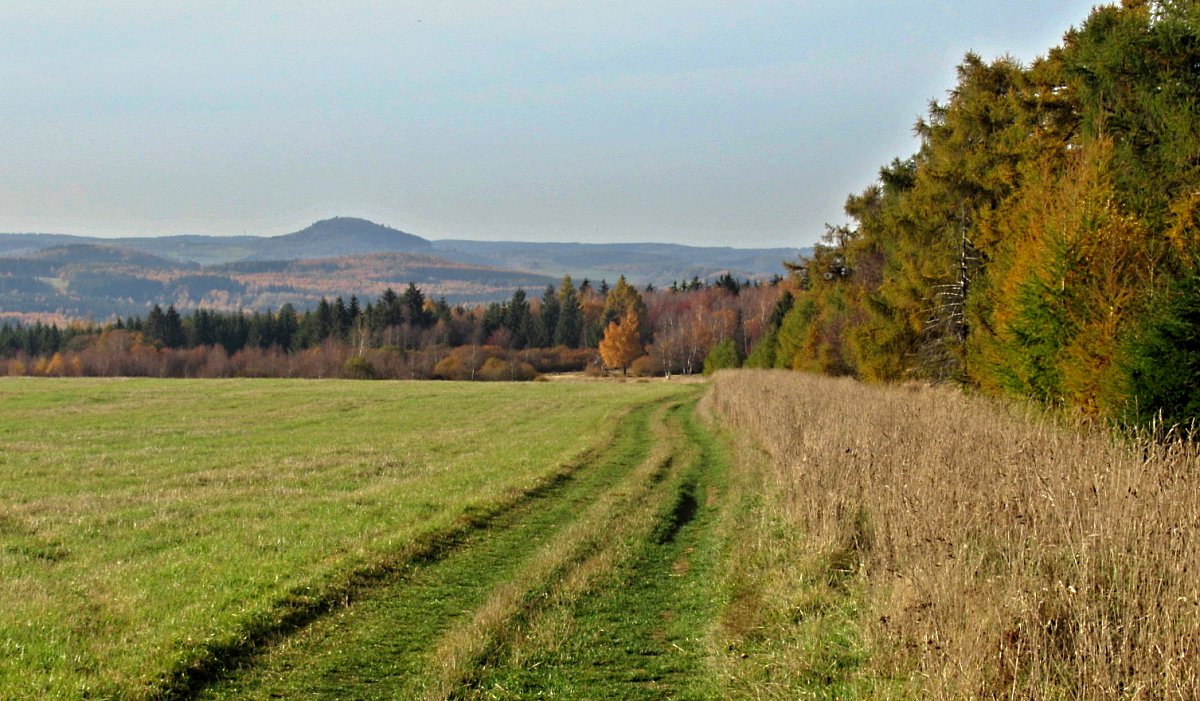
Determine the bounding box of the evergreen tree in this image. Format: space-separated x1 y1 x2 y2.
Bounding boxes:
188 309 218 347
432 296 452 324
160 305 186 349
481 302 505 339
315 298 334 340
715 273 741 295
554 276 583 348
539 284 560 346
333 296 351 339
276 304 298 351
401 282 430 328
1124 268 1200 428
145 304 165 345
504 289 532 349
377 287 404 329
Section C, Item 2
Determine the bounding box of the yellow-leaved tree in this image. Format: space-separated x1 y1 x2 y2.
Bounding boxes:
599 310 644 375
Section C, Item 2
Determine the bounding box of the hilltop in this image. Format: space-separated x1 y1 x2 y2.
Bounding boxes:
0 218 805 320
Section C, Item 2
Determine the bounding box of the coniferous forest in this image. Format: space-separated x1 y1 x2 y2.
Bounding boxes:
0 275 782 382
749 1 1200 429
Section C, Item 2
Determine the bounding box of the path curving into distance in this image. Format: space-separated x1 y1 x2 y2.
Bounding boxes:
193 397 728 700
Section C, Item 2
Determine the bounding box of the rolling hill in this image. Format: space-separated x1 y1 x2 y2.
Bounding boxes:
0 217 807 320
430 239 803 286
0 246 555 321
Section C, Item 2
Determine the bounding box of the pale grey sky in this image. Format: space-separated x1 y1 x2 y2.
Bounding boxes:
1 1 1103 247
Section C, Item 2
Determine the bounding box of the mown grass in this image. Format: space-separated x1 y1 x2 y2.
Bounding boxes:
0 377 694 699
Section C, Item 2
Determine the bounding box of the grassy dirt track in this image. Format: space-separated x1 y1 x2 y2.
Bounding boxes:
200 400 728 700
0 378 700 699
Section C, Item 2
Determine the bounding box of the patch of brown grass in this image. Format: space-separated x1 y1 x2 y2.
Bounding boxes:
706 369 1200 699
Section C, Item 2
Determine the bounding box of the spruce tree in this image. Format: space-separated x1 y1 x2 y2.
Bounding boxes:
554 277 583 348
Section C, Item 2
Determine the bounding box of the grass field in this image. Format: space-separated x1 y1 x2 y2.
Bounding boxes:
706 369 1200 699
0 378 698 699
8 371 1194 699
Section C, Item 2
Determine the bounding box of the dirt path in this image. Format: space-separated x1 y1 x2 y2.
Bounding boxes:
464 403 727 700
194 398 727 700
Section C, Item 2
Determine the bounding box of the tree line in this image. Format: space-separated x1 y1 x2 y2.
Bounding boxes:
2 275 784 381
753 0 1200 428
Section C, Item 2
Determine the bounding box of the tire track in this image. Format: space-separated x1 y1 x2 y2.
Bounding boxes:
461 402 727 700
194 397 693 700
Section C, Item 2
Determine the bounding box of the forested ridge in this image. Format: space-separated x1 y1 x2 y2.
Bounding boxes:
0 275 784 381
750 0 1200 428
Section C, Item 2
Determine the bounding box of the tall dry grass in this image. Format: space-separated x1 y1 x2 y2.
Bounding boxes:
706 369 1200 699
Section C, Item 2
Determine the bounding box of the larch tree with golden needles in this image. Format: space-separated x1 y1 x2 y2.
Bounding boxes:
599 310 644 375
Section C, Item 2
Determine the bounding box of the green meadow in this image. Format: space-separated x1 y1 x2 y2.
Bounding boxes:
0 378 699 699
7 372 1177 699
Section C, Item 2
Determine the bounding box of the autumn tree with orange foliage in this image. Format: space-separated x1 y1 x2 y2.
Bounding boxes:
599 311 644 375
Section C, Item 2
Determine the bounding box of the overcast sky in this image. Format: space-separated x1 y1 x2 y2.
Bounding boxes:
1 1 1102 247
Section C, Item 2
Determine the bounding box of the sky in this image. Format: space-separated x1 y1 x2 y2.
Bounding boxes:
1 1 1103 248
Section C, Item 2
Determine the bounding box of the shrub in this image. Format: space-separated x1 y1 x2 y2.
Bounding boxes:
476 357 537 382
629 354 663 377
703 338 741 375
341 355 377 380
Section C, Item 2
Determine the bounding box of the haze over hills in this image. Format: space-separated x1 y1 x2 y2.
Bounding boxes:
430 239 803 287
0 217 807 321
0 246 557 321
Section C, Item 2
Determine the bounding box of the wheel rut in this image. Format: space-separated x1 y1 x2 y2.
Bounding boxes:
461 401 728 700
194 398 702 700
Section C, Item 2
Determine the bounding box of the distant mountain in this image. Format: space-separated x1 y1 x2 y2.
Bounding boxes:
430 240 807 286
0 217 808 320
213 253 556 309
240 217 432 261
0 218 432 266
0 218 803 283
116 235 264 266
112 217 433 264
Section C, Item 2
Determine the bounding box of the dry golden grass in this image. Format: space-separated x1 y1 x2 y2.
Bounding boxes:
705 369 1200 699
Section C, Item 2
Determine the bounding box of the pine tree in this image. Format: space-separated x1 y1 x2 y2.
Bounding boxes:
276 304 298 351
333 297 351 339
